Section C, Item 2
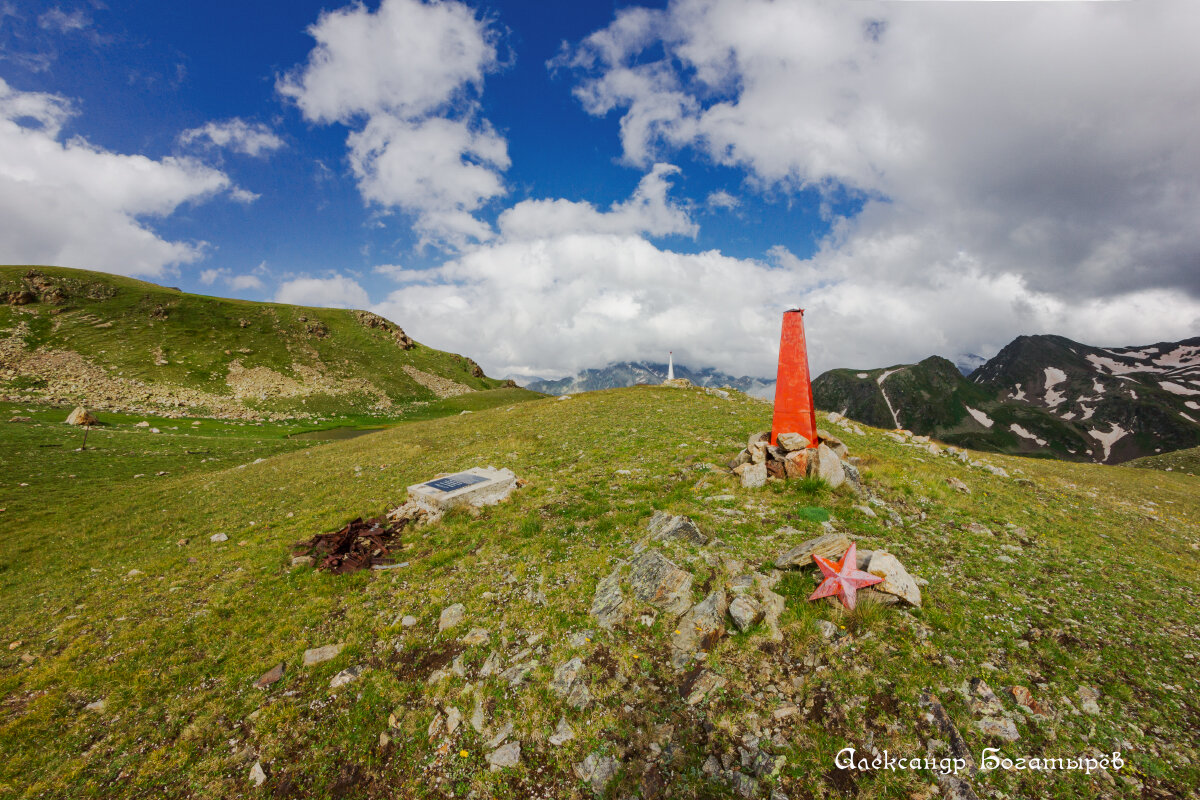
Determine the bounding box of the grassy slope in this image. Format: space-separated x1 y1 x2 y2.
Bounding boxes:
0 265 512 417
1127 445 1200 475
0 387 1196 798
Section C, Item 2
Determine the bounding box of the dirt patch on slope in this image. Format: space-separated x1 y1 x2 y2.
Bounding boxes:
401 365 474 399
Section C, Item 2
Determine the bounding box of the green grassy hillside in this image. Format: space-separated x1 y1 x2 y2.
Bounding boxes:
1128 445 1200 475
1 386 1196 798
1 265 517 420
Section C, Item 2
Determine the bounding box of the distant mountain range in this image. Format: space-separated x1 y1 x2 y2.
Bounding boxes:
523 361 775 399
813 334 1200 464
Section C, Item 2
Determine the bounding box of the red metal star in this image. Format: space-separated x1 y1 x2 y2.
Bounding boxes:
808 542 882 610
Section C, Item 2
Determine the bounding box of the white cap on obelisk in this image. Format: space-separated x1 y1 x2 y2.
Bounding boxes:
667 351 674 381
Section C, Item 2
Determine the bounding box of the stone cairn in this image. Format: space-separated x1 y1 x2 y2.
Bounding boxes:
727 428 861 490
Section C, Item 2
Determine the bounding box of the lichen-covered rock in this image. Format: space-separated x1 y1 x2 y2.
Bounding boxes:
775 532 851 569
549 657 592 708
629 550 693 616
590 568 630 630
733 462 767 488
728 595 764 632
671 590 728 669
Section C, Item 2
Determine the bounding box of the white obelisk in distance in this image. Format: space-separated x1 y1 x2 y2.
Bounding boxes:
667 351 674 381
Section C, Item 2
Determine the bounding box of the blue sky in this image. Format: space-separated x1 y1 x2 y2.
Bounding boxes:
1 0 1197 380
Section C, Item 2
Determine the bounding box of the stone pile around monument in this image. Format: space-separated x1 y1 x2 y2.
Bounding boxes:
727 427 861 490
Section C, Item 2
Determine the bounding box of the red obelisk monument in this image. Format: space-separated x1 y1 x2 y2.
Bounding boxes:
769 309 819 448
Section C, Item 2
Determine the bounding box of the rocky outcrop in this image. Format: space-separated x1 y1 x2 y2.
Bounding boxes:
354 310 415 349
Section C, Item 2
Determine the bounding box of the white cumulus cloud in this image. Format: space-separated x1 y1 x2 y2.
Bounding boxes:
0 78 238 277
275 274 370 309
179 118 285 157
279 0 508 249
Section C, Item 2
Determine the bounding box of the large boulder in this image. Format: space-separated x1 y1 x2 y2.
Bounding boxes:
865 551 922 606
65 407 99 426
808 443 846 488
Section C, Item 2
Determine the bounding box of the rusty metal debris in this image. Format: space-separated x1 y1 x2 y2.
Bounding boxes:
292 516 405 574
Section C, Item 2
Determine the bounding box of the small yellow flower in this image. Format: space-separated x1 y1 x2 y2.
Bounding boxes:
632 653 640 659
460 750 469 758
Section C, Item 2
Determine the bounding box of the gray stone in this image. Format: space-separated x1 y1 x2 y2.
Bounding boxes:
728 595 764 631
683 669 727 705
574 753 620 796
488 741 521 770
976 716 1020 741
254 663 284 689
775 532 851 569
776 432 811 451
920 692 977 776
549 657 592 708
758 583 785 642
590 568 630 630
84 699 106 712
811 443 845 488
730 772 759 798
444 706 462 734
302 644 342 666
500 660 536 687
866 551 922 607
329 665 362 688
672 590 728 669
290 555 314 568
549 717 575 746
1077 685 1101 715
734 462 767 488
486 721 513 749
938 774 982 800
629 550 693 616
968 678 1002 716
478 651 502 678
728 449 751 469
649 513 708 545
210 532 228 543
249 761 266 787
460 627 490 646
401 615 417 627
747 430 770 451
438 603 465 632
815 619 838 639
471 701 486 733
946 476 971 493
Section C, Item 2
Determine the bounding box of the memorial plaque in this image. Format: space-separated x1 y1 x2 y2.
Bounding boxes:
425 473 490 493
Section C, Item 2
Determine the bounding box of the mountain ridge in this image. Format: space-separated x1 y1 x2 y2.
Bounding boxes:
814 333 1200 464
525 361 774 398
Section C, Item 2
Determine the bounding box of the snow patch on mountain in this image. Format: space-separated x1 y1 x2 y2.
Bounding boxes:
1160 381 1200 396
1010 424 1047 446
1043 367 1067 406
965 407 994 428
1154 345 1200 367
876 368 902 429
1088 422 1129 461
